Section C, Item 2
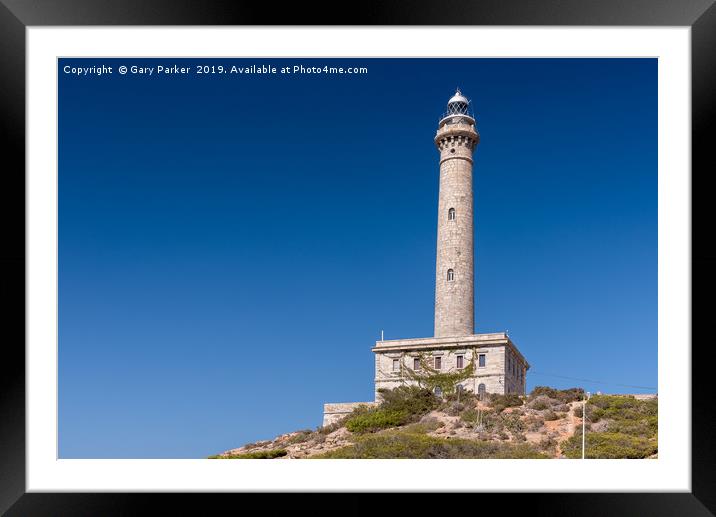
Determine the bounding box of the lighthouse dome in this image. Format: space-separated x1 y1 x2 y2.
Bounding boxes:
448 90 469 105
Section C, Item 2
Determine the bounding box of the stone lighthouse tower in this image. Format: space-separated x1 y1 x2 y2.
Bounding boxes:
434 90 479 338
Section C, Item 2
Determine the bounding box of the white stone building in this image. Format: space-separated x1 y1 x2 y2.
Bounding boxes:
323 90 530 426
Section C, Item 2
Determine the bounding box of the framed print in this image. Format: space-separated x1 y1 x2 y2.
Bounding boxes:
2 0 715 514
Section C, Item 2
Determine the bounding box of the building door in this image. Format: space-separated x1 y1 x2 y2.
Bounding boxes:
478 383 486 400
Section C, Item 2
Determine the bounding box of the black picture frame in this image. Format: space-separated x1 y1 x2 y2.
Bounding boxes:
1 1 714 514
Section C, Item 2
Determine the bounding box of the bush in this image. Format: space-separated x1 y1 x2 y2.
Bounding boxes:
529 386 584 404
563 395 658 458
345 408 410 433
525 415 545 432
378 386 439 417
316 420 344 435
286 430 314 445
443 402 465 416
543 410 559 421
313 432 549 459
500 413 525 434
404 417 442 434
460 409 478 424
528 396 558 411
487 393 524 413
539 435 558 453
344 386 439 434
562 432 657 459
210 449 288 459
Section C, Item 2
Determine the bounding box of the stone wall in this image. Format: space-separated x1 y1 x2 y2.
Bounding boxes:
322 401 377 427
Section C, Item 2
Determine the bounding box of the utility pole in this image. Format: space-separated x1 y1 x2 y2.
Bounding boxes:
582 391 591 459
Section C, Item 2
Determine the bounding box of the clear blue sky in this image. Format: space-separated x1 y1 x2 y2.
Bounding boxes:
58 58 657 458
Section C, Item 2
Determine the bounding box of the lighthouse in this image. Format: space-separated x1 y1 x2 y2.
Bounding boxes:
434 89 479 338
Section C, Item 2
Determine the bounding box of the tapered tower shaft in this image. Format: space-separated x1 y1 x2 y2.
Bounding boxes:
433 90 479 338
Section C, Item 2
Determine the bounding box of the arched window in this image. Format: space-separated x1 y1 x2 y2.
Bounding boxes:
478 383 486 400
448 208 456 221
434 386 443 397
447 269 455 281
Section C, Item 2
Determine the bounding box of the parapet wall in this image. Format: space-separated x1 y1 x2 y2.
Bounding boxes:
322 401 377 427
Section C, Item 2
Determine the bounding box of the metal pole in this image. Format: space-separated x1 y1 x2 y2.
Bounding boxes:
582 391 590 459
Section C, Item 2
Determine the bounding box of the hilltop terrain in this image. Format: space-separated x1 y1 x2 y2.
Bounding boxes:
210 386 657 459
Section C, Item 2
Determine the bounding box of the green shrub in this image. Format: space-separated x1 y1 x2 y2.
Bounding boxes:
316 420 344 435
528 396 557 411
378 386 439 416
562 432 657 459
460 408 478 424
286 430 314 444
404 417 442 434
487 393 524 413
525 415 545 431
345 408 410 433
210 449 288 459
344 386 440 434
539 435 558 453
574 402 603 422
500 413 525 434
543 410 558 421
313 432 548 459
529 386 584 404
443 402 465 416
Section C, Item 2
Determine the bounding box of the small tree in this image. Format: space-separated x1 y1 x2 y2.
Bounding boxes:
400 351 476 396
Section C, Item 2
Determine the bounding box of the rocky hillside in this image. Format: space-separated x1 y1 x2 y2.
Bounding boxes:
210 386 657 459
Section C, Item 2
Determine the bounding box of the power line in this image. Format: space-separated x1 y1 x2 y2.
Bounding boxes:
529 371 656 391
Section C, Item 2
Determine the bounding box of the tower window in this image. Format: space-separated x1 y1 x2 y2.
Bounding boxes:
447 269 455 281
414 358 421 370
434 356 442 370
448 208 456 221
392 359 399 371
456 355 464 369
478 354 486 367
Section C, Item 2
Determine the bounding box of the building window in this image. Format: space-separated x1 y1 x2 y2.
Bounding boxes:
414 358 421 370
392 359 399 371
478 354 486 367
434 356 442 370
448 208 456 221
447 269 455 281
456 355 464 369
478 383 486 400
